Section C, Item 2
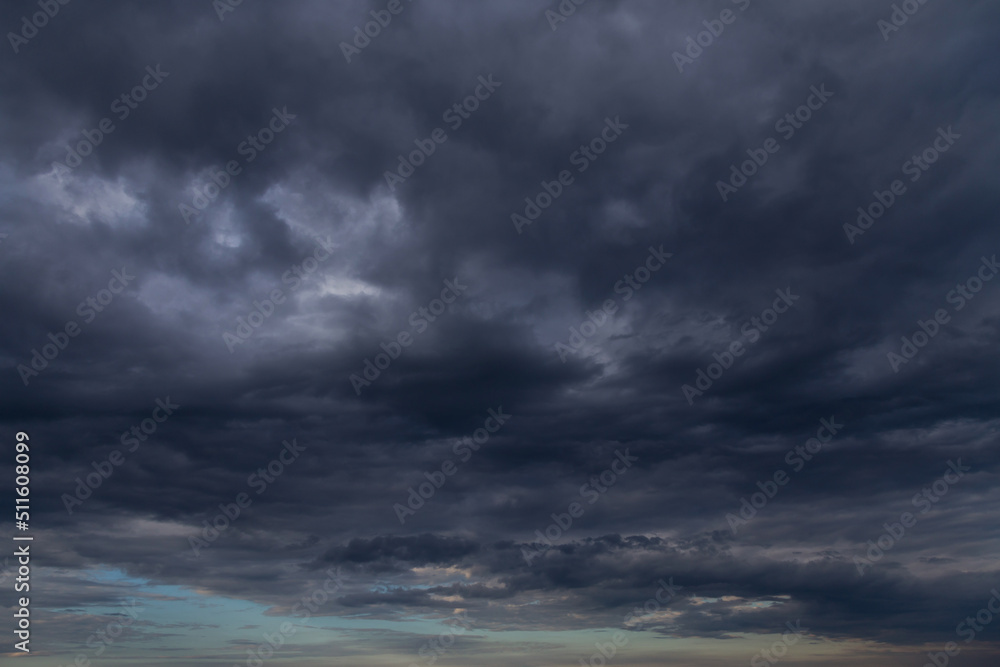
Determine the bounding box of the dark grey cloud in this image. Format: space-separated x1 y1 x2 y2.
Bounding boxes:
1 0 1000 664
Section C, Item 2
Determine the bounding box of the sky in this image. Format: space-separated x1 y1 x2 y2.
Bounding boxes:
1 0 1000 665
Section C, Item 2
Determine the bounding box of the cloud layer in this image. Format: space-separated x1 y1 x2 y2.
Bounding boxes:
2 0 1000 664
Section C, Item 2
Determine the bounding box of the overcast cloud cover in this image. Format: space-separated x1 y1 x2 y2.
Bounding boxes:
1 0 1000 665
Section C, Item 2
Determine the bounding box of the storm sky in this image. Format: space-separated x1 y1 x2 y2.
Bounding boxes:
2 0 1000 665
